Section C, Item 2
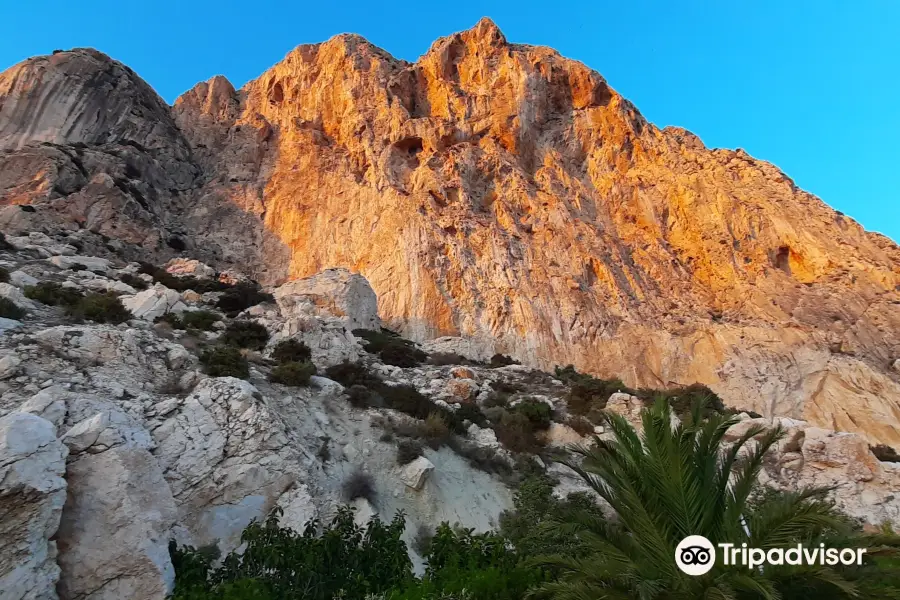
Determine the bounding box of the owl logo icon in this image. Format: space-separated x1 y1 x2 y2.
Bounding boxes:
675 536 716 576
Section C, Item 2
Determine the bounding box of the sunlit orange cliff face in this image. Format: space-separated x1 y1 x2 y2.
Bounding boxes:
2 18 899 443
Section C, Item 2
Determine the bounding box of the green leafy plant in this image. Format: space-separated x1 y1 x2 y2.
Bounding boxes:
0 267 9 283
529 398 897 599
270 338 312 364
871 444 900 463
512 399 552 430
221 320 270 350
0 297 25 320
180 309 221 332
170 507 410 600
488 354 519 368
397 439 424 466
269 361 316 386
69 292 132 324
200 346 249 379
216 281 274 316
118 272 149 290
353 328 428 367
342 469 377 503
24 282 84 307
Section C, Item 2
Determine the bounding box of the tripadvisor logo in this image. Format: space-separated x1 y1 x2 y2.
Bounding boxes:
675 535 867 576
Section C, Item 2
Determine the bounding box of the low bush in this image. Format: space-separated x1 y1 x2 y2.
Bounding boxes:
566 415 595 436
871 444 900 463
155 312 184 328
489 354 519 368
70 292 132 324
269 361 316 386
0 298 25 320
342 469 376 503
379 342 428 367
170 507 410 600
270 338 312 364
455 403 489 428
0 267 8 283
447 436 515 480
69 262 87 272
635 383 726 419
179 310 220 332
420 412 452 448
491 409 544 453
0 232 12 250
353 328 428 367
200 346 249 379
325 360 382 389
397 439 424 465
118 272 148 290
24 282 84 307
428 352 467 366
221 320 269 350
513 398 553 430
138 262 231 294
345 384 374 408
216 281 274 316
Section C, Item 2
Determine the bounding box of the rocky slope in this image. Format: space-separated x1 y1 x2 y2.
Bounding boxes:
0 235 898 600
0 19 898 448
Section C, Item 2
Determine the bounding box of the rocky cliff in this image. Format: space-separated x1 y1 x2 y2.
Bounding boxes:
1 18 898 445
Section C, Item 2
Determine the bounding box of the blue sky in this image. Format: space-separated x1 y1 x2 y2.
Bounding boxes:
2 1 897 242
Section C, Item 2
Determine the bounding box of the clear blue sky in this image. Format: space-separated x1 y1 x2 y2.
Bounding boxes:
2 1 897 242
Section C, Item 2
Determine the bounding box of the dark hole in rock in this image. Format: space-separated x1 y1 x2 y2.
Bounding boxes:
270 82 284 104
774 246 791 275
394 136 423 155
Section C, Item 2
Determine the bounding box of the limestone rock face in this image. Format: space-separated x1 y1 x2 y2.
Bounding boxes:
1 19 899 445
0 413 68 600
273 268 380 330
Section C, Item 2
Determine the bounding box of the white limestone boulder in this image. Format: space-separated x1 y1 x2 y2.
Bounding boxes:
0 413 68 600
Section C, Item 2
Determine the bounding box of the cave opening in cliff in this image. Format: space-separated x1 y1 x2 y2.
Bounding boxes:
394 136 424 156
269 81 284 105
774 245 792 275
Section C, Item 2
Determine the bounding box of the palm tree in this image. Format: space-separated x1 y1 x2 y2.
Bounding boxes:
529 398 898 599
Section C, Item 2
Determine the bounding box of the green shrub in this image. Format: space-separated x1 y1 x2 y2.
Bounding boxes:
455 403 488 428
155 312 184 328
118 272 148 290
170 507 410 600
221 320 270 350
138 262 231 294
379 342 428 367
180 309 220 331
345 384 374 408
0 267 8 283
353 328 427 367
342 469 376 502
216 281 274 316
420 412 452 448
397 439 424 465
270 338 312 364
513 398 552 430
69 262 87 272
871 444 900 463
24 282 84 307
499 474 606 560
269 361 316 386
636 383 726 419
200 346 249 379
491 409 544 453
428 352 467 366
325 360 382 389
70 292 131 324
0 298 25 320
489 354 519 368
